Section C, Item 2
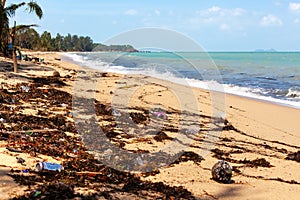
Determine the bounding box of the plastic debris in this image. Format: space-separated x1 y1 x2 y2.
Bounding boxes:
35 162 63 172
112 109 121 117
33 190 42 197
68 112 74 118
22 169 29 173
26 130 33 136
211 160 233 183
61 103 68 107
154 111 167 120
20 85 30 92
73 148 78 154
0 118 6 123
135 156 144 166
16 157 25 164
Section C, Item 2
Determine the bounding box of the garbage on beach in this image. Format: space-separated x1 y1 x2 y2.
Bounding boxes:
33 190 42 197
16 157 26 164
211 160 233 183
154 111 167 120
20 85 30 92
112 109 121 117
35 162 63 172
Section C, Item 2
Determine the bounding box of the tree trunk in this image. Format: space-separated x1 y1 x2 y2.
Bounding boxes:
11 21 17 73
1 0 7 7
12 48 17 73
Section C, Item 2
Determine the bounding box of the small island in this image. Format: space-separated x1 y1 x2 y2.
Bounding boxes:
254 48 277 52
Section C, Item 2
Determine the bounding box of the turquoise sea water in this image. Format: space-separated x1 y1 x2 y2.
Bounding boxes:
65 51 300 108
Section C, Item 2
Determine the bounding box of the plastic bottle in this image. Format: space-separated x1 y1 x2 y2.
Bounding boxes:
35 162 62 172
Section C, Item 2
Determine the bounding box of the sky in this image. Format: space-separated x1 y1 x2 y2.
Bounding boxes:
6 0 300 51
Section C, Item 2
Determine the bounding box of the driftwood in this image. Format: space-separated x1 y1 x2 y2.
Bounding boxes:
0 129 58 134
76 171 104 175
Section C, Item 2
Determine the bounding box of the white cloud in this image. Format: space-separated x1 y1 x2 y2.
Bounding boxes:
124 9 137 16
232 8 246 16
154 9 160 16
193 6 247 29
289 3 300 11
260 15 282 26
199 6 246 18
294 18 300 23
220 23 230 30
208 6 221 13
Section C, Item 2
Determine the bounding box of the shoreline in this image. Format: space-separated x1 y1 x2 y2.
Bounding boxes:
61 52 300 110
0 52 300 199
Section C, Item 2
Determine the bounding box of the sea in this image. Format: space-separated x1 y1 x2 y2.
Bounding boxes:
63 51 300 109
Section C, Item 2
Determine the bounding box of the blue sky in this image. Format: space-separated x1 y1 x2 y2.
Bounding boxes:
6 0 300 51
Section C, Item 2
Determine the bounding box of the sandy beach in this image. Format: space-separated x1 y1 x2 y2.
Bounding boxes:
0 52 299 199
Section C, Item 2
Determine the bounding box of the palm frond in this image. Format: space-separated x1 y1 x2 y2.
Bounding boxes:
14 24 38 31
5 2 26 17
26 1 43 19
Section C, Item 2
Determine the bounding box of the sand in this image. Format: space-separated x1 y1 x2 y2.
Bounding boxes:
0 52 299 199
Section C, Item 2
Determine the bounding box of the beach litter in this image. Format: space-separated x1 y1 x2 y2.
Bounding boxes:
154 111 167 120
35 162 63 172
33 190 42 197
16 157 25 164
112 109 122 117
211 160 233 183
20 85 30 92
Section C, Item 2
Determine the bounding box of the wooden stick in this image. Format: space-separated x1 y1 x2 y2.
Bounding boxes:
76 171 104 175
0 129 58 134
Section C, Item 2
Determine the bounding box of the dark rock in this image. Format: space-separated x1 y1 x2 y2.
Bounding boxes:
286 151 300 162
154 132 172 142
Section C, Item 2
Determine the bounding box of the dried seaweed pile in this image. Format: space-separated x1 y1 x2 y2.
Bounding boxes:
0 75 198 199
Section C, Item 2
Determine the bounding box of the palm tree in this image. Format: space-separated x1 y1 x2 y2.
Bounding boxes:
0 3 9 55
0 1 43 72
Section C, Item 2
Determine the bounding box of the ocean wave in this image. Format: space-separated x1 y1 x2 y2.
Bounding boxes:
64 52 300 109
62 52 86 63
286 87 300 99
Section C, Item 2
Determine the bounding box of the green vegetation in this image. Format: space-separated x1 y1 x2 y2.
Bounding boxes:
14 28 137 52
0 0 43 55
1 0 43 72
93 43 138 52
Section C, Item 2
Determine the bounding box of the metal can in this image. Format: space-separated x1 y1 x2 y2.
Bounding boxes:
35 162 62 172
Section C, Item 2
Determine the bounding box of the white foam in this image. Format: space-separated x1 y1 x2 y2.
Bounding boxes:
62 52 86 63
286 87 300 99
64 53 300 109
